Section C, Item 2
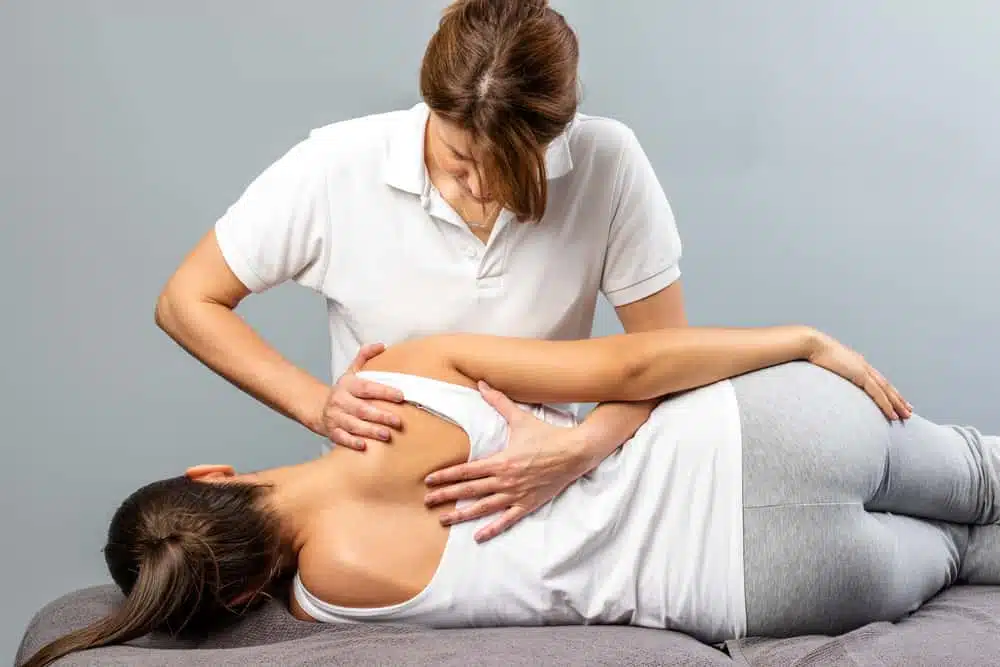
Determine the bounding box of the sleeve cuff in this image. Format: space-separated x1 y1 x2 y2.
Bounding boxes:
603 264 681 307
213 221 270 293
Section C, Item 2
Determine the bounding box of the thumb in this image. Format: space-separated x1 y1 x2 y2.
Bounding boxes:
348 342 386 373
478 381 521 423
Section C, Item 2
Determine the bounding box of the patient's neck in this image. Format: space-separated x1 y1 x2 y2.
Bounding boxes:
243 457 342 554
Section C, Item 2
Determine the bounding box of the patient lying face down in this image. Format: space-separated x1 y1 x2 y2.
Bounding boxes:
25 326 945 666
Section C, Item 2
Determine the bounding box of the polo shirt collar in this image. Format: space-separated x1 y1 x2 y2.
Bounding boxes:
384 102 575 195
544 125 573 180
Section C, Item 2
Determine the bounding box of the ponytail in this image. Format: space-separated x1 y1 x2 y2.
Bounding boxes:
21 474 285 667
21 541 192 667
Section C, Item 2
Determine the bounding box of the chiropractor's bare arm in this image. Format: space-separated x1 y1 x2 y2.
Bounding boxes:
154 230 331 434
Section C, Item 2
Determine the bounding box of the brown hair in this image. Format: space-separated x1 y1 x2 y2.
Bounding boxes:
420 0 580 222
21 476 287 667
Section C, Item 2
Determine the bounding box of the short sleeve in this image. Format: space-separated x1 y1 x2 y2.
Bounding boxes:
214 137 332 294
601 128 683 307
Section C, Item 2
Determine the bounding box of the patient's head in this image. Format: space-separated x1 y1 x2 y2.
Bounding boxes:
22 468 289 667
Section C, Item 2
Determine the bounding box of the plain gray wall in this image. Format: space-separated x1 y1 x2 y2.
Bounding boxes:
3 0 1000 661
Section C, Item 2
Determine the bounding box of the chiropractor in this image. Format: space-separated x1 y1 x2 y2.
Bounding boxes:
155 0 699 543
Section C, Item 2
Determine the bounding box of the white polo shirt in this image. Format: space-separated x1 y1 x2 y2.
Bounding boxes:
214 102 682 385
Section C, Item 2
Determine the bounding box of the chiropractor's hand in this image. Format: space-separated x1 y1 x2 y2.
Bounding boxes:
807 330 913 421
321 343 405 450
424 381 593 543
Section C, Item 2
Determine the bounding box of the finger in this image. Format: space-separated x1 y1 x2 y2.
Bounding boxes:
887 386 911 419
332 412 395 443
329 427 367 451
862 375 898 421
439 494 512 526
358 342 387 361
475 506 529 543
873 373 911 419
425 459 498 486
477 381 521 423
345 376 405 405
871 369 913 418
424 479 503 507
346 343 385 373
333 388 401 431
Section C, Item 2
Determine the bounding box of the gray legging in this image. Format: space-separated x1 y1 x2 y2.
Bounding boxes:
734 361 1000 637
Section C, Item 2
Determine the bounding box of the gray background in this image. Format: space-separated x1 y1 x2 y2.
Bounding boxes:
3 0 999 661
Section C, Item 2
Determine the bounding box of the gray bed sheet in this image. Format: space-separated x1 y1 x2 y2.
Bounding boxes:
15 585 1000 666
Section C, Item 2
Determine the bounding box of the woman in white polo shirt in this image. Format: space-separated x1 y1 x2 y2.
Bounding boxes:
155 0 728 541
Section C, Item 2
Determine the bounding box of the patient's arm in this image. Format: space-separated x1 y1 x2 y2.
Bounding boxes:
388 325 820 405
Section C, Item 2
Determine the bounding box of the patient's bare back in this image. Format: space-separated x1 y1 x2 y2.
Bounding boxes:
292 343 476 616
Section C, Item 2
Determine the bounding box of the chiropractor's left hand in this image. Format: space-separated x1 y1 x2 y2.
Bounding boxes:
423 381 593 543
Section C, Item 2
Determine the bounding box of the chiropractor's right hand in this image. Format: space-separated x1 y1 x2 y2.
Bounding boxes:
320 343 405 451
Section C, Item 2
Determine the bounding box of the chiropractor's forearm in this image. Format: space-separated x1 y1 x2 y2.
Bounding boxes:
155 295 329 435
574 399 658 470
622 325 820 401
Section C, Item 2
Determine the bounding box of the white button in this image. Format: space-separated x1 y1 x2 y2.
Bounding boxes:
463 245 479 259
477 275 503 291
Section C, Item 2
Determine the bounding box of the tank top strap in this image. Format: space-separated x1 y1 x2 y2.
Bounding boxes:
355 370 502 458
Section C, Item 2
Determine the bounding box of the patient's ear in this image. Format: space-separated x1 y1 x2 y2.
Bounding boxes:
229 589 257 606
185 464 237 481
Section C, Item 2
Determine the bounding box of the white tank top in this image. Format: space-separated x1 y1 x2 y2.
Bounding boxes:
293 370 747 643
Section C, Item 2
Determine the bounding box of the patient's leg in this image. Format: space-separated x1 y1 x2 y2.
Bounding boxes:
731 361 1000 636
742 506 966 637
737 362 1000 528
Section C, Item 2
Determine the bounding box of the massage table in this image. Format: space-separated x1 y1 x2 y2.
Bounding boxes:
16 584 1000 666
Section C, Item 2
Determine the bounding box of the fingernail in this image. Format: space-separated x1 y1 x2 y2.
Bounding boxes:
392 417 402 427
478 380 490 391
424 494 436 505
357 439 366 449
379 429 391 440
441 516 453 526
425 474 435 484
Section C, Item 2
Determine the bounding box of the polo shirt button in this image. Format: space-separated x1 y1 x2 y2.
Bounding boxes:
463 245 479 259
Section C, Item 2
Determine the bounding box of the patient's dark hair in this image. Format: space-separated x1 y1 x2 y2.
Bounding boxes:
21 475 287 667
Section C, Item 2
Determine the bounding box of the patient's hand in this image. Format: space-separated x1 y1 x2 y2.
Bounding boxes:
423 381 591 543
808 332 913 421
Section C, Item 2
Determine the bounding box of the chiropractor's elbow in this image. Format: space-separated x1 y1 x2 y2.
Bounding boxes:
154 278 206 339
154 285 181 335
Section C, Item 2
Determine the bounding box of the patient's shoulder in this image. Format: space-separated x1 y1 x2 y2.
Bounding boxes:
287 582 316 622
359 335 473 387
